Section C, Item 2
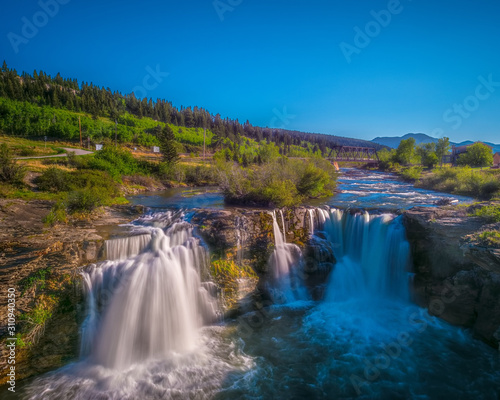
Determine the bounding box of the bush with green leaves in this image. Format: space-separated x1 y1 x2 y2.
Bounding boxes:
43 200 68 226
67 188 105 213
217 158 337 207
0 143 26 184
418 167 500 200
400 166 423 182
89 146 149 179
471 205 500 223
37 167 72 192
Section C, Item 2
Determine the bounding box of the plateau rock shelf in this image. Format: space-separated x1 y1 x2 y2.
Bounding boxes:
14 203 500 399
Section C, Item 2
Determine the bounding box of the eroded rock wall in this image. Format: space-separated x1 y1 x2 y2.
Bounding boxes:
404 206 500 349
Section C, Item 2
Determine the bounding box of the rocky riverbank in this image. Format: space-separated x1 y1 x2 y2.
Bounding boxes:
404 204 500 350
0 199 145 385
1 199 499 387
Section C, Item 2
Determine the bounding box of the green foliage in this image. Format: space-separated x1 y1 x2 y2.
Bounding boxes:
184 165 215 185
19 268 51 296
211 259 256 279
67 188 104 213
297 162 333 197
158 125 179 165
43 200 68 226
89 146 150 179
15 334 29 348
37 167 72 192
471 205 500 223
217 158 337 207
400 166 423 182
0 143 25 184
418 167 500 200
476 230 500 246
416 143 439 169
395 138 416 166
457 143 493 168
435 137 451 165
21 303 53 325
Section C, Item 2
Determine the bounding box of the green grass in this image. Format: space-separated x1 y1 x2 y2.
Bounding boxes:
476 230 500 246
471 204 500 222
19 268 51 296
417 167 500 200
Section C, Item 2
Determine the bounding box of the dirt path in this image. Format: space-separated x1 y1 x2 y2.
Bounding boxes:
15 147 93 159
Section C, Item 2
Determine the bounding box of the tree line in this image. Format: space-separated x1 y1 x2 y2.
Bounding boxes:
0 61 382 154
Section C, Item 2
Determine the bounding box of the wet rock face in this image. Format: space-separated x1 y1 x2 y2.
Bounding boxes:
192 207 335 305
0 200 144 386
404 206 500 349
192 208 312 274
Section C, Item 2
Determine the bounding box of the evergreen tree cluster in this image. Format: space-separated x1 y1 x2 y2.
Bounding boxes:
0 61 381 153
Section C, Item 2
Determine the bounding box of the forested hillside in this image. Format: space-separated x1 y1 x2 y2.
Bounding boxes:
0 61 381 153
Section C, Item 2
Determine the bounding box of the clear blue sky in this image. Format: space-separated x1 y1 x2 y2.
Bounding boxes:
1 0 499 143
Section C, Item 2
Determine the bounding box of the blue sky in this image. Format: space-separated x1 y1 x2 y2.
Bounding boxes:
1 0 499 143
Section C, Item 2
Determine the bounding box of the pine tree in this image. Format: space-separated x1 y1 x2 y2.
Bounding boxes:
158 125 179 165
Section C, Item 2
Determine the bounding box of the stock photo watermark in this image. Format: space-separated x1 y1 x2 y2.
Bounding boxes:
270 106 296 129
339 0 412 64
213 0 243 22
350 280 470 396
7 0 71 54
132 65 169 99
430 73 499 138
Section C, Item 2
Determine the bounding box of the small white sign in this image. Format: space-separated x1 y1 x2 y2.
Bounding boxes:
95 144 103 151
153 146 160 153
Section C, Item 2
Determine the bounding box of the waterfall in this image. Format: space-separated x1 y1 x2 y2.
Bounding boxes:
307 209 315 235
315 207 410 301
267 211 305 303
80 213 219 370
105 234 151 260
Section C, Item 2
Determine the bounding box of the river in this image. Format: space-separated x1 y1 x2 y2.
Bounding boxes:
19 169 499 400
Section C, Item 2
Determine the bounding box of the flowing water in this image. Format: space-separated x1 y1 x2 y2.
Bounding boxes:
20 170 499 400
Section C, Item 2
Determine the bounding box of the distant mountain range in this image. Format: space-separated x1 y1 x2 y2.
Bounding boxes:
372 133 500 154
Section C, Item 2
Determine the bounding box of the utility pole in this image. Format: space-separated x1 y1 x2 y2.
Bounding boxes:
115 119 117 147
203 127 206 164
78 116 82 148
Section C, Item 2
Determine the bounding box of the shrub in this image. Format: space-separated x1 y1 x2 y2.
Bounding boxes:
400 166 423 182
476 231 500 246
472 205 500 223
0 143 26 184
43 201 68 226
37 167 72 192
297 162 332 197
184 165 216 185
88 146 147 179
217 158 337 207
67 188 104 213
18 147 36 157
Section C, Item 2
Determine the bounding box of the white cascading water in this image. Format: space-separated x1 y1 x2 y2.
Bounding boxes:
307 209 315 235
80 212 219 370
105 234 151 260
267 210 305 303
311 207 410 300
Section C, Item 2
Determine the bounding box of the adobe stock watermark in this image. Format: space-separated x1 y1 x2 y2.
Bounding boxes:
429 73 499 138
213 0 243 22
7 0 71 54
270 106 296 129
339 0 411 64
132 65 169 100
442 74 499 131
350 280 470 396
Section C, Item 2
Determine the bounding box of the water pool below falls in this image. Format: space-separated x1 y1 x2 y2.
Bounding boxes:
22 209 500 400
